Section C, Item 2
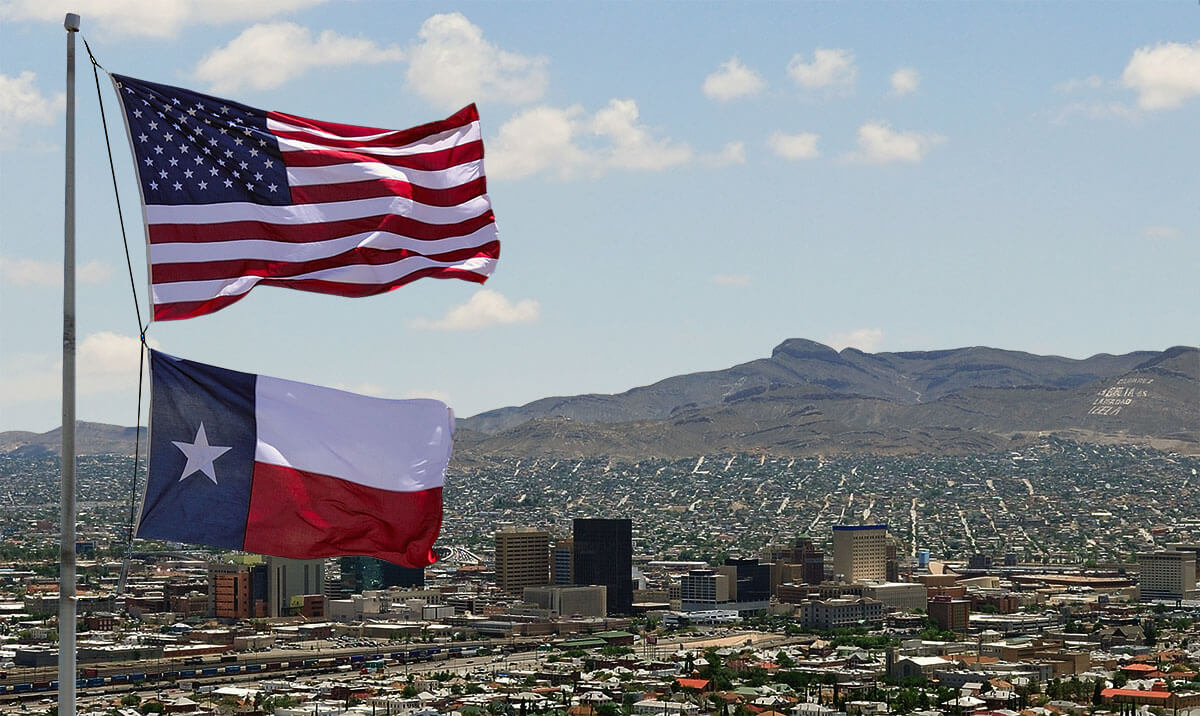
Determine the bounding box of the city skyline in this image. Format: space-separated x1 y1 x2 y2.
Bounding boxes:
2 2 1197 432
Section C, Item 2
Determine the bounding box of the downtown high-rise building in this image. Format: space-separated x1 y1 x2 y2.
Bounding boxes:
572 518 633 614
208 560 268 619
267 556 325 618
1138 551 1199 602
494 527 551 597
340 556 424 595
552 537 574 585
832 524 889 583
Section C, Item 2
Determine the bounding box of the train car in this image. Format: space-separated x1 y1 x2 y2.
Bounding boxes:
350 655 366 664
266 662 282 672
245 664 263 673
13 683 32 693
201 668 217 677
224 665 242 674
111 674 130 684
84 677 104 688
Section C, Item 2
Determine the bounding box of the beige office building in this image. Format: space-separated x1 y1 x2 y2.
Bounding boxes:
833 524 889 583
495 527 550 596
1138 551 1199 602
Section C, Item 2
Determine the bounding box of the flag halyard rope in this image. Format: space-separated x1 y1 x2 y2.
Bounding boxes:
83 38 147 594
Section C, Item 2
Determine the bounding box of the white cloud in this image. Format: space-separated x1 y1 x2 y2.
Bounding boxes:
486 105 588 180
0 0 327 38
487 100 692 180
1054 75 1105 94
402 388 453 405
332 382 386 397
845 121 943 164
0 332 156 402
787 48 857 89
193 22 403 93
826 328 885 353
0 72 63 141
591 99 693 171
1141 225 1180 240
703 141 746 167
405 12 548 111
890 67 920 96
78 261 113 284
712 274 751 287
703 57 766 102
1049 101 1138 123
1122 41 1200 110
410 289 539 331
0 257 111 287
767 131 819 160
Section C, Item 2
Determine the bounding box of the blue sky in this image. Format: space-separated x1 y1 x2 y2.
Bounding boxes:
1 1 1197 433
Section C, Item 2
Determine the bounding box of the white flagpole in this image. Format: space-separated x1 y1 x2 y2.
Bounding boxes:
60 11 80 716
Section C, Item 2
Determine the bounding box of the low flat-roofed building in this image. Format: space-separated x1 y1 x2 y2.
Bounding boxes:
889 655 952 682
524 585 607 618
799 597 883 631
632 700 699 715
862 582 928 612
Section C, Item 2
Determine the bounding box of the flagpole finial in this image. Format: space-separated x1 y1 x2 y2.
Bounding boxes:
64 12 80 31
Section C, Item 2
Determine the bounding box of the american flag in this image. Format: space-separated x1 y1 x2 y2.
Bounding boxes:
112 74 499 321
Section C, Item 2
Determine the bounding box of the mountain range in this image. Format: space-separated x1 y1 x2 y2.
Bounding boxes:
452 339 1198 460
2 339 1196 460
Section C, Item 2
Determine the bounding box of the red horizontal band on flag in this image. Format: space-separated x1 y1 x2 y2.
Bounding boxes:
279 140 484 171
288 176 487 207
267 104 479 150
150 240 501 283
152 294 248 321
243 461 442 568
151 265 491 321
148 211 496 245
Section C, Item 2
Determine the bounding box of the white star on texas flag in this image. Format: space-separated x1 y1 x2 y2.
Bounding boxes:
172 422 232 484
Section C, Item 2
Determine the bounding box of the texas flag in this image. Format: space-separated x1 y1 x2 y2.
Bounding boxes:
139 350 451 567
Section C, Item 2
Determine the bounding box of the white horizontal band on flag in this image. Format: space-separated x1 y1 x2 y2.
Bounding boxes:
269 119 482 157
285 159 484 190
150 223 499 264
145 195 492 227
151 255 498 303
267 121 401 143
254 375 451 492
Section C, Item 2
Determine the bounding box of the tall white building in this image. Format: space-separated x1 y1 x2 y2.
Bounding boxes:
1138 551 1199 602
832 524 889 583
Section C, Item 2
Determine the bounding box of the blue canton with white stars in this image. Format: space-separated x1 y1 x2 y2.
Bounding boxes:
114 74 290 206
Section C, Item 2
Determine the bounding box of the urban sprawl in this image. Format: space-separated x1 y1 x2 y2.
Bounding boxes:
0 437 1197 716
